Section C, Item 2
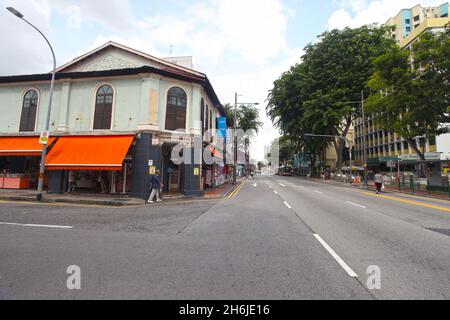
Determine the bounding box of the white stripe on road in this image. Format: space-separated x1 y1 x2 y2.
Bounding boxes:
313 234 358 278
253 183 258 187
284 201 292 209
315 190 323 194
274 191 278 195
279 183 286 187
346 201 367 209
0 222 73 229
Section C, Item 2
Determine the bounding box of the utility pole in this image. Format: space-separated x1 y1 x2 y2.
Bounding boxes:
233 92 238 185
361 90 369 186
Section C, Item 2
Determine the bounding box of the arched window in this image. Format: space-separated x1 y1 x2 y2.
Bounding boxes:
19 90 38 132
93 85 114 130
205 104 209 132
201 99 205 135
165 87 187 131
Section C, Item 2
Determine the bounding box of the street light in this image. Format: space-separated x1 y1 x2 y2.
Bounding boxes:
304 134 354 183
233 92 259 184
7 7 57 201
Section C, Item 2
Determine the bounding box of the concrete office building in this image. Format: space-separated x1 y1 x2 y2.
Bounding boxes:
354 2 450 170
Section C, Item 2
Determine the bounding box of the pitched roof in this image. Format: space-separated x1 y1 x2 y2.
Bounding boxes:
55 41 205 78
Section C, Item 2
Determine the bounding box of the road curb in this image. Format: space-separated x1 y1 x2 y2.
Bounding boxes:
0 195 133 206
307 178 450 202
0 182 246 207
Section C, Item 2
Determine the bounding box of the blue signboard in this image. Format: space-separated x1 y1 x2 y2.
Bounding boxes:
217 117 227 139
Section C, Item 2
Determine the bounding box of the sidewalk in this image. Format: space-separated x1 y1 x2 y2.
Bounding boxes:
203 180 243 199
0 181 243 206
310 177 450 201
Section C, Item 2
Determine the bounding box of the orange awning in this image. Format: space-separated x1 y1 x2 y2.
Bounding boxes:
0 136 56 156
46 135 134 171
208 145 224 159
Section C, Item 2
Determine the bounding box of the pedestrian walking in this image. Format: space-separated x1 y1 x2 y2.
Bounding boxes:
68 170 77 193
148 170 163 204
374 171 383 194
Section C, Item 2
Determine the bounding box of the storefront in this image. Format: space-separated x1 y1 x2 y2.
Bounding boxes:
0 136 56 189
46 135 135 194
202 145 224 189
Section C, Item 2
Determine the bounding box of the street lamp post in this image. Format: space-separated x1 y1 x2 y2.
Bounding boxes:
7 7 57 201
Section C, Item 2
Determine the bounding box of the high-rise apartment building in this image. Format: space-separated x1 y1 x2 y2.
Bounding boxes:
386 2 449 45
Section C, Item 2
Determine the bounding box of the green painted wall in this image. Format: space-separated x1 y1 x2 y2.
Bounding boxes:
0 75 216 135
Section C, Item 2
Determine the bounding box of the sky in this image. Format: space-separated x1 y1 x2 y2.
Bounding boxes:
0 0 446 161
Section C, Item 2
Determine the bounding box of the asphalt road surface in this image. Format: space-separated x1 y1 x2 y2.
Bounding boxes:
1 175 450 299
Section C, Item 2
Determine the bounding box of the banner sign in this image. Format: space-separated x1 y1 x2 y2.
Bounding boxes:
217 117 227 139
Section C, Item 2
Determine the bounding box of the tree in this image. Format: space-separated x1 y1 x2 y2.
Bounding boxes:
257 161 265 171
279 135 297 166
223 103 263 173
366 29 450 166
267 25 396 172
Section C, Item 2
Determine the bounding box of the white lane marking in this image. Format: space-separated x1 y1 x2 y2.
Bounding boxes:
279 183 286 187
274 191 278 195
0 222 73 229
284 201 292 209
269 185 273 189
346 201 367 209
315 190 323 194
253 183 257 187
313 234 358 278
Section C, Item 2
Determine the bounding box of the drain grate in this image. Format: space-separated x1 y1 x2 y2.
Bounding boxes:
426 228 450 237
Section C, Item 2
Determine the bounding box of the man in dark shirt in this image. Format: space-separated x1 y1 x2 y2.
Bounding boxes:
148 170 163 203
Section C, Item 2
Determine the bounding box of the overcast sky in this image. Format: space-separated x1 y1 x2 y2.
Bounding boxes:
0 0 445 161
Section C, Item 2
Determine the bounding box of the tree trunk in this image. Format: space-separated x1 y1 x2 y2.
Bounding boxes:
407 138 427 178
335 119 352 173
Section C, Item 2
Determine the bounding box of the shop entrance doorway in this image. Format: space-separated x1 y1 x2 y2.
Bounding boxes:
162 143 184 194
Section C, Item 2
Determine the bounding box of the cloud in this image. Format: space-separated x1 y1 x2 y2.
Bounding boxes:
48 0 135 33
327 0 445 30
0 0 300 161
0 0 53 75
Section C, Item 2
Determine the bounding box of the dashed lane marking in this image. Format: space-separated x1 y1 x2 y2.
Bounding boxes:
314 234 358 278
284 201 292 209
279 183 287 187
0 222 73 229
346 201 367 209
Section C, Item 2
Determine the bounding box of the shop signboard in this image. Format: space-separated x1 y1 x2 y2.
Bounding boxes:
425 152 441 161
194 167 200 176
380 157 400 162
400 154 418 161
39 131 50 145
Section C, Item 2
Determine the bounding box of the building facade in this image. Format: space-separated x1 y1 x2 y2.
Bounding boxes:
0 42 225 199
386 2 449 42
354 3 450 170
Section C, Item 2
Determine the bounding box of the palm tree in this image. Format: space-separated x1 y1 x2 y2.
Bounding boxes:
223 103 263 175
237 105 263 175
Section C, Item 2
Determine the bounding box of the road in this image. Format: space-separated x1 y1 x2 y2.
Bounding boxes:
0 175 450 299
